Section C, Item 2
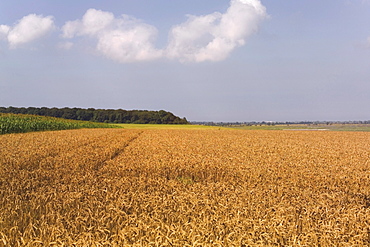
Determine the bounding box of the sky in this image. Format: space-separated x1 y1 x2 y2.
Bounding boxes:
1 0 370 122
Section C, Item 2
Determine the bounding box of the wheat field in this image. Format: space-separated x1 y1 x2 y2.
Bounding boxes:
0 128 369 246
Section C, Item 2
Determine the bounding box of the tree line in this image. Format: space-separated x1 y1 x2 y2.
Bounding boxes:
0 107 189 124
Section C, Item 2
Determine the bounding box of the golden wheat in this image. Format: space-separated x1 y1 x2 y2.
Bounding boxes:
0 129 369 246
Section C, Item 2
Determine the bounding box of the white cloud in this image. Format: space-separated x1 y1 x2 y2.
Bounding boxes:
62 0 267 63
0 25 10 40
96 25 162 62
166 0 268 62
62 9 161 63
1 1 267 62
4 14 55 48
62 9 114 38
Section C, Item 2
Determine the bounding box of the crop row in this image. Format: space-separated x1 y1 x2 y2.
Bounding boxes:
0 113 116 135
0 129 369 246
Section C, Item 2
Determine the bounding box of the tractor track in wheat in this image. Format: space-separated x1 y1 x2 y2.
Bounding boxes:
0 128 369 246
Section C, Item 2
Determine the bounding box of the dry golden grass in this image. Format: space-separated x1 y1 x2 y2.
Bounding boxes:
0 129 369 246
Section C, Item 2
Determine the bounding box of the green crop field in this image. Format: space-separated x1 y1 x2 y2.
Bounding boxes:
0 113 117 135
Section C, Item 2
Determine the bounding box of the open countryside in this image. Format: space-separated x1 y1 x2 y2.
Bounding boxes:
1 0 370 245
1 127 369 246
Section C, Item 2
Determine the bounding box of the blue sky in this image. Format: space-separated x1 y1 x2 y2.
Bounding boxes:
1 0 370 122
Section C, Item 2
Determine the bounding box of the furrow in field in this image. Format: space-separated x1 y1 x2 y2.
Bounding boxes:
0 129 369 246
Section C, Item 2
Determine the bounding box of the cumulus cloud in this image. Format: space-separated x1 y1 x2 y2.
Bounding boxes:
62 9 114 38
96 26 162 62
61 0 267 63
166 0 268 62
0 25 10 40
1 14 55 48
62 9 161 62
1 0 266 62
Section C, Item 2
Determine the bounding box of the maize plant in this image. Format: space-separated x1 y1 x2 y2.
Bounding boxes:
0 113 116 135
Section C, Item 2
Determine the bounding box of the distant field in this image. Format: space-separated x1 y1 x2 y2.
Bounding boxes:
1 128 369 246
230 123 370 132
114 123 226 130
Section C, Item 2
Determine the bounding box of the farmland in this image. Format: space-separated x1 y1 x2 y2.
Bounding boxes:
115 123 225 130
229 123 370 132
0 113 116 135
0 128 369 246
